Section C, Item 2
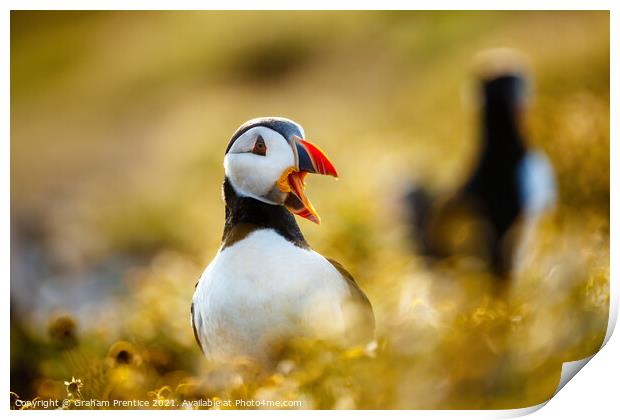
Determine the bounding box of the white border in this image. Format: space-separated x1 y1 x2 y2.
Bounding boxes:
3 2 616 419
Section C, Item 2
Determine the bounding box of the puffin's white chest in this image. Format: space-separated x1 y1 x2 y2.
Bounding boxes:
192 229 350 361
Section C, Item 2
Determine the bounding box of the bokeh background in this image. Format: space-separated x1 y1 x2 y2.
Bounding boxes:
11 11 609 409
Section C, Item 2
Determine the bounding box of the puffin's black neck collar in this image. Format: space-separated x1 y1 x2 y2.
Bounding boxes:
222 178 308 249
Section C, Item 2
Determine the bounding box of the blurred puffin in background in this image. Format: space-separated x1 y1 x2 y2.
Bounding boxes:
192 117 374 364
405 49 556 279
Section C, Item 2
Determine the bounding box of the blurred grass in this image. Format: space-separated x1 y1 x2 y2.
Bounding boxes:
10 11 609 409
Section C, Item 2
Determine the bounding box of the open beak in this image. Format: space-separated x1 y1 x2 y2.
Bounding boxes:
277 135 338 224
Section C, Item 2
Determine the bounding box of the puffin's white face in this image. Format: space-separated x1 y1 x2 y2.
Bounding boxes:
224 126 295 205
223 119 338 224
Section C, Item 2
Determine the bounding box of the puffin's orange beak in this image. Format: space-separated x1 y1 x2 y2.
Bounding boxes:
277 136 338 224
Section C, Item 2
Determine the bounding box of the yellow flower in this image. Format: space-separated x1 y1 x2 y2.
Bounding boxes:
10 392 20 410
148 386 173 401
48 315 78 349
106 341 141 367
64 377 83 399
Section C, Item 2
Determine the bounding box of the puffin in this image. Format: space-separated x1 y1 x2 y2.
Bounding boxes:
191 117 374 364
405 51 556 278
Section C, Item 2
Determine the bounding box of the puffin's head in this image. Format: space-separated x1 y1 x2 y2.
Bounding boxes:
224 117 338 224
474 48 530 113
482 73 527 113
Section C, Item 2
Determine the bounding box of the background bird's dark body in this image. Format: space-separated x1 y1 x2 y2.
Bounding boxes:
407 73 547 278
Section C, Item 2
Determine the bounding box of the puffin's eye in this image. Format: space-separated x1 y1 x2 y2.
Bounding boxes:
252 136 267 156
